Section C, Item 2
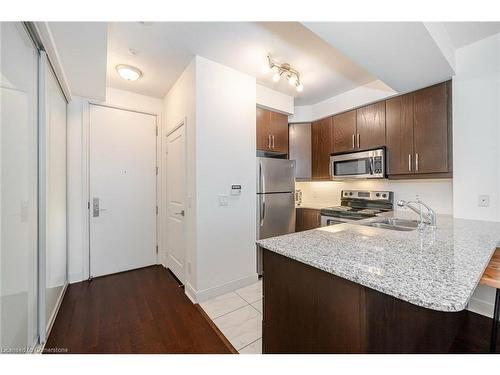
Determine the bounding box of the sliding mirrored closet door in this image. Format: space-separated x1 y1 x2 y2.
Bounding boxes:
0 22 40 353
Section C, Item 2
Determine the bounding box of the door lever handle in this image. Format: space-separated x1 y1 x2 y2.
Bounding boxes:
174 210 185 216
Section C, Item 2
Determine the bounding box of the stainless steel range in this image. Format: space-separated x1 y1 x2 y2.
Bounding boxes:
320 190 393 227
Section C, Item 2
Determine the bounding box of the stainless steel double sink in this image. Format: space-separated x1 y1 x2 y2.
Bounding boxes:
359 218 419 231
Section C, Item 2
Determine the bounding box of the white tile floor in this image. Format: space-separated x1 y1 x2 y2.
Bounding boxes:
200 279 262 354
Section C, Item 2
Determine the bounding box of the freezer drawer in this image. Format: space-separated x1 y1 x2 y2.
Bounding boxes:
257 157 296 194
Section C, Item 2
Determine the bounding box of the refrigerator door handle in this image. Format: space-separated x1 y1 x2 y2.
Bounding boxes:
259 162 266 193
260 194 266 227
260 160 265 192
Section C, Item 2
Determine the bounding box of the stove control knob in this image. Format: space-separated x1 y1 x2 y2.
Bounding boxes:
375 193 380 197
349 192 353 196
382 193 387 198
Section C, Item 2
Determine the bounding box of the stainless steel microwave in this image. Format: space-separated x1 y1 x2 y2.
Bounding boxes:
330 148 385 180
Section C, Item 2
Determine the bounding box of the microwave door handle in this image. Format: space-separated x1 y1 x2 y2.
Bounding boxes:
369 157 374 175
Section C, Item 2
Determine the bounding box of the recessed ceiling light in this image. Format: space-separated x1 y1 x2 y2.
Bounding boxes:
116 64 142 81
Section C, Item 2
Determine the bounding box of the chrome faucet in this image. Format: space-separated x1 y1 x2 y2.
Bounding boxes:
397 196 437 230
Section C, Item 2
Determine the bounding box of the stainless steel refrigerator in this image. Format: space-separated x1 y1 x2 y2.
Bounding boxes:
256 157 296 275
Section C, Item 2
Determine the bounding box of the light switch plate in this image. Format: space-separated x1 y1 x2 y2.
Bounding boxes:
478 194 490 207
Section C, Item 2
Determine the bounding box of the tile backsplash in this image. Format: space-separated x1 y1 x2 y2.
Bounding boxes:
296 179 453 214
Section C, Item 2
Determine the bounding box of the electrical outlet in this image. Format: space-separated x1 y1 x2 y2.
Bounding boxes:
478 195 490 207
218 194 229 206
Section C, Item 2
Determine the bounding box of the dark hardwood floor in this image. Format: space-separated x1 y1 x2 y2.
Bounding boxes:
44 264 499 354
44 265 232 354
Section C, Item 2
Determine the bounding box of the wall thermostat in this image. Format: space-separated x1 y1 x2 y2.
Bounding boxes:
231 184 242 195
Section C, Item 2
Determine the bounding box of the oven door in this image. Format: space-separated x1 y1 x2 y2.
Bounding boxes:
330 148 385 180
320 215 358 227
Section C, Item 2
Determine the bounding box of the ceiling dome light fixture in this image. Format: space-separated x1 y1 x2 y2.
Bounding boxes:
263 55 303 93
116 64 143 81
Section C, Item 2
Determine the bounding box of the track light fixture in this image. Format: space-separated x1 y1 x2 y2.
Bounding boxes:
263 55 303 93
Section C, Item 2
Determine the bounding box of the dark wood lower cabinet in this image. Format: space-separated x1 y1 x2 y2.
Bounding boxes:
295 208 321 232
262 250 465 353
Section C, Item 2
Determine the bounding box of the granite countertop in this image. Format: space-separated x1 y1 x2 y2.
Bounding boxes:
257 211 500 312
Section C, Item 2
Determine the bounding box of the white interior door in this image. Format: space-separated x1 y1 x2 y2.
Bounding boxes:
166 124 186 283
90 105 157 278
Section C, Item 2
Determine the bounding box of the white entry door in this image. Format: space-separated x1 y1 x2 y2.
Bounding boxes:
89 104 157 278
166 124 186 283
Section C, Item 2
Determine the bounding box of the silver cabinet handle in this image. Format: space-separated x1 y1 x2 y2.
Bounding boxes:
272 135 275 149
174 210 185 216
415 153 419 172
408 154 412 172
357 133 360 149
268 134 271 149
352 134 355 149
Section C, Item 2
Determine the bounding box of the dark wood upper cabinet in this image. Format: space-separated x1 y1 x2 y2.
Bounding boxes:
332 110 357 154
256 107 289 154
413 82 450 174
356 101 386 150
386 93 414 175
270 111 289 154
386 81 452 178
311 117 333 180
256 107 271 151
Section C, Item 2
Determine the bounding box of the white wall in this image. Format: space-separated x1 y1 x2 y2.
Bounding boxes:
162 60 197 289
67 88 163 283
66 97 86 283
297 179 453 215
104 87 164 115
452 33 500 317
289 80 396 123
193 56 257 301
163 56 257 302
256 84 294 115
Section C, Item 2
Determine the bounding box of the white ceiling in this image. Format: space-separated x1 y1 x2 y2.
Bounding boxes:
49 22 500 106
48 22 108 101
106 22 377 105
303 22 500 95
442 22 500 49
303 22 457 95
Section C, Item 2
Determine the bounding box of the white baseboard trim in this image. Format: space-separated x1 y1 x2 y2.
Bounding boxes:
467 297 494 318
186 274 259 304
43 283 68 347
184 282 197 304
68 272 85 284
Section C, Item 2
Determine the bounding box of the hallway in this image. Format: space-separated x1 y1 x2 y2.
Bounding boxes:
44 266 233 353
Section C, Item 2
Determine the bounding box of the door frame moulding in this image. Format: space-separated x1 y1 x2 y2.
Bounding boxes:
81 101 162 280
